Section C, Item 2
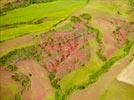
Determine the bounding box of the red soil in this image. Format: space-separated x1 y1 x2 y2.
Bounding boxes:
0 67 22 99
104 33 116 58
114 27 128 46
114 18 126 26
40 23 91 76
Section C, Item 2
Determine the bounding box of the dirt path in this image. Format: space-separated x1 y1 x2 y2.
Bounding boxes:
16 59 54 100
0 34 33 56
69 47 134 100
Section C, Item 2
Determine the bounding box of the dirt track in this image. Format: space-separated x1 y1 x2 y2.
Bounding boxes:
0 34 33 56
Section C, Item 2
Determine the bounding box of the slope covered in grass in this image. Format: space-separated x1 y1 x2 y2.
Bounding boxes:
0 0 87 41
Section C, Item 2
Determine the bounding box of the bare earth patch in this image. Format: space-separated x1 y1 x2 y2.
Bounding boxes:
91 14 117 58
0 67 22 100
117 60 134 86
0 34 33 57
16 59 54 100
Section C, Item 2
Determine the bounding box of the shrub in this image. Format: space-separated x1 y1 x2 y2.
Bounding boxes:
11 72 31 88
15 92 22 100
96 50 107 61
70 16 81 23
128 0 134 6
80 13 92 21
123 40 134 52
6 65 18 72
49 72 56 81
51 79 60 89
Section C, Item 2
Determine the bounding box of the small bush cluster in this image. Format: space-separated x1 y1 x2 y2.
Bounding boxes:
48 72 60 89
51 79 60 89
11 72 31 88
70 13 92 24
96 50 107 61
70 16 81 23
80 13 92 21
128 0 134 6
49 72 56 80
6 65 18 72
0 45 43 67
15 92 22 100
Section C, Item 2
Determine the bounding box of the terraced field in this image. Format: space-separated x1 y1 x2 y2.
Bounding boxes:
0 0 134 100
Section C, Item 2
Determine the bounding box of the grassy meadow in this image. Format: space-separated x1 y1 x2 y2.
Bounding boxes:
0 0 87 42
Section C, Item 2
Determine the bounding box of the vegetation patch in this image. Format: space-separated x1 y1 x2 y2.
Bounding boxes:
55 41 134 100
11 72 31 89
0 45 43 67
0 0 87 41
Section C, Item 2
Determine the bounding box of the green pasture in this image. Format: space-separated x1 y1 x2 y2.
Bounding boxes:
87 0 129 17
0 0 86 26
0 0 87 41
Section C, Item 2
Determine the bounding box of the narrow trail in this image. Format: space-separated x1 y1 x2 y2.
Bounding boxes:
0 34 33 56
70 48 134 100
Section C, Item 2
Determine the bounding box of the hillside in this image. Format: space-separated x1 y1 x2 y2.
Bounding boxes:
0 0 134 100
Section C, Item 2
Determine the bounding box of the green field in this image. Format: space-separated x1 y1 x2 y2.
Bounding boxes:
0 0 87 41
